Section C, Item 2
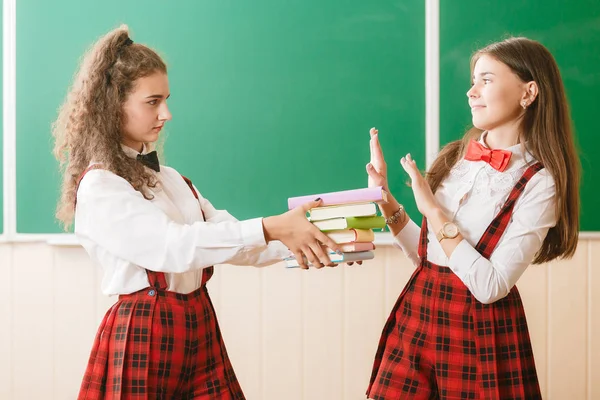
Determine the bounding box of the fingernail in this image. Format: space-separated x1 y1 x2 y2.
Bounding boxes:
367 163 373 169
314 197 321 201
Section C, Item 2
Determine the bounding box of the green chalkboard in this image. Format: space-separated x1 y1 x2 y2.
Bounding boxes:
17 0 425 233
440 0 600 231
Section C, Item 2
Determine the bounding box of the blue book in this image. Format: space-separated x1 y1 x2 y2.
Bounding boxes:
284 251 375 268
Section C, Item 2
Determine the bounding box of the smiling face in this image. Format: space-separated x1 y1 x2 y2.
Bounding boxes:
121 72 172 152
466 54 533 134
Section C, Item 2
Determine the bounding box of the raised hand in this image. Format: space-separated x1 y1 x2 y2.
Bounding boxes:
400 153 440 218
367 127 389 191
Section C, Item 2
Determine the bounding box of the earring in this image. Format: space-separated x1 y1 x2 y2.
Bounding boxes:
521 101 527 109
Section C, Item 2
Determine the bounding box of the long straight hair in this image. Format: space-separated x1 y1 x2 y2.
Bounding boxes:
426 37 580 263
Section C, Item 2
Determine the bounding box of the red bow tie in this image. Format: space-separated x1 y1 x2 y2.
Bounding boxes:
464 139 512 172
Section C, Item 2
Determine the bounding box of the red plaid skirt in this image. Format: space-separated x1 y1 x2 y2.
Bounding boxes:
367 163 544 399
76 169 244 399
78 267 245 399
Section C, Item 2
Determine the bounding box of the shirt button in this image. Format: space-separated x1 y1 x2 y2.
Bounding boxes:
148 289 156 296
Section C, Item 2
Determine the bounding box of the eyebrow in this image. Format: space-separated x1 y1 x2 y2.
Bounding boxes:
472 72 496 78
145 94 171 99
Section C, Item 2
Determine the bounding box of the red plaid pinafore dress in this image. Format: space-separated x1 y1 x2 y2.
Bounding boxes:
77 166 246 400
367 163 544 400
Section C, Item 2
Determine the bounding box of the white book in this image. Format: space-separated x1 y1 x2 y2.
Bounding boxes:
309 202 377 221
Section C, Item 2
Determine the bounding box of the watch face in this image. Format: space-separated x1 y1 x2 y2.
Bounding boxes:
444 223 459 237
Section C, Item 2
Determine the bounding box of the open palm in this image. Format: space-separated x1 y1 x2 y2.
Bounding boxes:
367 128 389 191
400 153 439 218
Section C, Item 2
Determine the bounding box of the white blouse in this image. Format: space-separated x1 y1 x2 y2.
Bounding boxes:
394 133 557 304
75 145 291 296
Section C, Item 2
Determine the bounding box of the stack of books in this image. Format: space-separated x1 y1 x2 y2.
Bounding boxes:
284 186 389 268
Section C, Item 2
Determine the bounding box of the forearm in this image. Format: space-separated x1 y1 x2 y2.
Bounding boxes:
426 207 463 258
379 195 410 235
228 240 291 267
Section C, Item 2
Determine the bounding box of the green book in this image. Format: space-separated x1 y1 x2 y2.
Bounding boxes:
312 216 385 231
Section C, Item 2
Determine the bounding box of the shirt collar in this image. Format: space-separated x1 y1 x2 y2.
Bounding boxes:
478 131 536 166
121 143 150 159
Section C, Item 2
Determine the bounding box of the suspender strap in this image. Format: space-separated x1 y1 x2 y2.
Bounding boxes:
475 162 544 259
74 164 104 209
418 162 544 261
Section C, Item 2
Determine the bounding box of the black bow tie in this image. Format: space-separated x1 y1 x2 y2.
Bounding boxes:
137 151 160 172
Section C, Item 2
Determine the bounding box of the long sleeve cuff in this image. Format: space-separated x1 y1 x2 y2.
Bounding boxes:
393 219 421 266
447 238 482 281
240 217 268 247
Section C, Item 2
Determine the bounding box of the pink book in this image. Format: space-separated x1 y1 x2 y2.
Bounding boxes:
287 186 388 210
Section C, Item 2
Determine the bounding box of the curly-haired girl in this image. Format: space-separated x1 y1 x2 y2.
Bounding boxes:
53 25 340 400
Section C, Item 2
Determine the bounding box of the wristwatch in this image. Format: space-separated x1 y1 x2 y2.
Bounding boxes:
436 222 460 242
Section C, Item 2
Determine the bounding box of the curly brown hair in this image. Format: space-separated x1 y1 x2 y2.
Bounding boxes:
53 25 167 229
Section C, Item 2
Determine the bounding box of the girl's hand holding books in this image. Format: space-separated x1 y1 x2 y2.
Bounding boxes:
263 198 341 269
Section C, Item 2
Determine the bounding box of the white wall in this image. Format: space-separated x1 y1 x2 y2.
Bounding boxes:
1 241 599 400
